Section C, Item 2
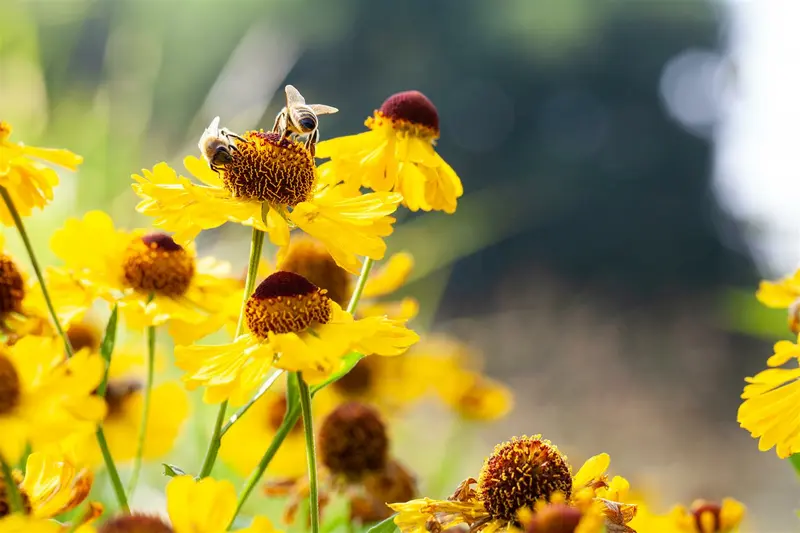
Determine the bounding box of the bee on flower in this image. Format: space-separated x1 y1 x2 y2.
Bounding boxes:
47 211 240 344
175 270 419 404
133 98 404 274
389 435 636 533
0 121 82 226
316 90 463 214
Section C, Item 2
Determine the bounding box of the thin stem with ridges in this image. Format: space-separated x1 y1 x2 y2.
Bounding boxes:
298 373 320 533
228 255 376 525
0 186 74 357
95 427 130 513
0 454 24 513
127 323 156 497
198 228 265 478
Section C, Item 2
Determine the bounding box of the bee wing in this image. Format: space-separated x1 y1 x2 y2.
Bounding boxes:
206 116 221 135
308 104 339 116
285 85 306 106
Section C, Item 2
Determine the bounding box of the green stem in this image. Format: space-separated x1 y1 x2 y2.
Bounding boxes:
95 427 130 513
227 256 376 526
127 324 156 497
347 258 374 314
0 454 23 513
298 373 320 533
0 186 74 357
198 228 265 478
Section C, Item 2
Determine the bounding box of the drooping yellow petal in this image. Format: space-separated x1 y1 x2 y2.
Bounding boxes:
362 252 414 298
738 365 800 458
21 451 93 518
572 453 611 491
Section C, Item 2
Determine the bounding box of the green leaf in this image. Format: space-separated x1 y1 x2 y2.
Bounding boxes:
310 352 364 396
96 305 118 397
366 515 398 533
162 463 187 477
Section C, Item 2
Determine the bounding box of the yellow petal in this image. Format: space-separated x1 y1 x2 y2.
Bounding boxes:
362 252 414 298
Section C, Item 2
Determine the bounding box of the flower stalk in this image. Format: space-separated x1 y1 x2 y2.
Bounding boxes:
127 322 156 497
298 372 320 533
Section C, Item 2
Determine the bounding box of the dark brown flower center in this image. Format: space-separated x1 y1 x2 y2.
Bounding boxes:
121 233 194 297
220 131 316 206
104 379 143 420
318 402 388 481
693 502 722 533
478 436 573 522
378 90 440 136
66 323 102 353
97 514 175 533
278 239 352 306
245 271 332 337
0 255 24 315
525 503 583 533
0 354 21 416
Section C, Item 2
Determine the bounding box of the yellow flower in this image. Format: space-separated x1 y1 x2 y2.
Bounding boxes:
389 435 635 533
737 339 800 457
133 132 403 274
49 210 239 342
517 492 606 533
756 269 800 333
176 271 419 404
0 515 62 533
220 377 335 479
0 121 82 226
631 498 745 533
419 336 514 421
88 476 278 533
0 336 106 462
20 450 92 519
316 90 463 214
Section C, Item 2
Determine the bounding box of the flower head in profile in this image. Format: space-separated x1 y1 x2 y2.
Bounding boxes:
737 339 800 457
756 269 800 333
0 121 82 225
316 90 463 214
389 435 635 533
133 123 403 274
49 211 238 343
176 271 419 403
0 335 106 462
91 475 278 533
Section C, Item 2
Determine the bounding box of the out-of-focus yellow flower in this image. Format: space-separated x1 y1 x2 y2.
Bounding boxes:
176 271 418 404
517 491 606 533
0 515 62 533
738 339 800 457
220 378 335 479
316 90 463 214
49 211 239 343
20 450 92 519
0 336 106 462
389 435 635 533
631 498 745 533
133 129 403 274
86 476 278 533
0 121 82 226
757 269 800 333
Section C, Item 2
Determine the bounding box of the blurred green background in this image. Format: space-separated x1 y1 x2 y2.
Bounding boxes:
1 0 796 530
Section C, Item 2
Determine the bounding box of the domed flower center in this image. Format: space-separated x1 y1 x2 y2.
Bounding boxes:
525 504 583 533
266 396 303 435
332 358 373 397
67 323 101 353
478 436 573 522
121 233 195 297
221 131 316 207
244 271 332 338
97 514 174 533
279 239 352 306
0 355 21 416
104 379 143 420
318 402 388 480
0 254 25 315
368 90 440 139
692 502 722 533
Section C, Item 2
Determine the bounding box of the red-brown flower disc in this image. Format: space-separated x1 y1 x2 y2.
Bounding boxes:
244 271 332 337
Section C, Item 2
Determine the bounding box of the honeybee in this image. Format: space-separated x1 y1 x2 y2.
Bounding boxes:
198 116 248 173
272 85 338 155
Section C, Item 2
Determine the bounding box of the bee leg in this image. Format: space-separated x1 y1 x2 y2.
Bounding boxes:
271 113 282 134
304 129 319 156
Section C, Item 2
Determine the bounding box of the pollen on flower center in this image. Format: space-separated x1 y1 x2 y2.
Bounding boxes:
97 514 174 533
333 358 373 396
318 402 389 481
104 379 143 419
244 271 332 337
0 355 21 416
266 396 303 435
478 436 573 522
279 239 352 306
0 254 25 315
221 131 316 206
121 233 195 297
370 90 440 139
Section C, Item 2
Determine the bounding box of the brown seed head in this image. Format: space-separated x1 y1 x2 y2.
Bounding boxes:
524 504 583 533
374 90 440 138
0 254 24 315
245 271 331 337
97 514 175 533
122 233 194 297
67 323 102 353
104 379 143 419
318 402 389 481
0 354 21 416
